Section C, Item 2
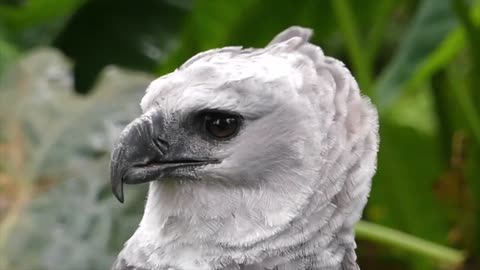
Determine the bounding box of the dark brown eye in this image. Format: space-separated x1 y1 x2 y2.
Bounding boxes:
203 111 242 139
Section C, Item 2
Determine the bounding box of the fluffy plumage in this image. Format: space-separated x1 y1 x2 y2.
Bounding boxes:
111 26 379 270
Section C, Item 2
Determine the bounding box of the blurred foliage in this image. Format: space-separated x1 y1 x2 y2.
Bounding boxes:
1 0 480 270
0 49 152 270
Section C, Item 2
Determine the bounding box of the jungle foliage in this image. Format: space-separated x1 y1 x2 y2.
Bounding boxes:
1 0 480 269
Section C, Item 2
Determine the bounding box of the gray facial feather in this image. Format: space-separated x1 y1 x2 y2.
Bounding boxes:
112 26 379 270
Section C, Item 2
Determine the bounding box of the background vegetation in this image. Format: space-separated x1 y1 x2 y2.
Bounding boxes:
0 0 479 269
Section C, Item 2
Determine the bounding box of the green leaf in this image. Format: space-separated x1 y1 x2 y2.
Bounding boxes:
434 65 480 259
466 142 480 257
0 0 86 47
367 118 451 269
375 0 459 108
0 49 153 270
158 0 337 74
0 37 18 77
331 0 374 94
0 0 85 29
54 0 190 93
367 123 449 270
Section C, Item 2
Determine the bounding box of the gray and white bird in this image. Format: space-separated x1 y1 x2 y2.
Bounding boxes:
109 26 379 270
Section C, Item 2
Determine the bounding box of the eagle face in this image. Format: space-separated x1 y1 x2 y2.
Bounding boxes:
112 47 321 201
110 26 378 270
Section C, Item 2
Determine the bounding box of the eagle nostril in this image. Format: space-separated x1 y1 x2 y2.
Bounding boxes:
152 136 169 155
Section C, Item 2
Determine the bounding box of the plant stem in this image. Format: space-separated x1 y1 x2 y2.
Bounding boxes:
446 69 480 144
453 0 480 113
356 220 465 265
331 0 374 97
366 0 396 61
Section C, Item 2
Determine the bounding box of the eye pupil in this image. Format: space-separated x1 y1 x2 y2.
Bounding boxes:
203 112 241 139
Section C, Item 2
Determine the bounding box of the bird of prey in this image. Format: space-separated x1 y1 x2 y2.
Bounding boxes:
110 26 379 270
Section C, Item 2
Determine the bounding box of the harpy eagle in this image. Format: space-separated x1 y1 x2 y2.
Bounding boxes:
110 26 379 270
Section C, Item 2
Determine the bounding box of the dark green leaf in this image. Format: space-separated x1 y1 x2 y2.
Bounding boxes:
54 0 190 93
368 119 450 242
158 0 337 74
0 0 85 47
375 0 459 108
367 118 451 269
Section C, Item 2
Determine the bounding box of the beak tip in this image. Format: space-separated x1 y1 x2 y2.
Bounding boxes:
110 145 125 203
111 167 125 203
112 183 125 203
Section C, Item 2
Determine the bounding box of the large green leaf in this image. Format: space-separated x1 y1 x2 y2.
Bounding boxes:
0 0 86 47
375 0 459 108
54 0 190 93
0 0 85 79
158 0 338 74
0 35 18 78
433 66 480 260
367 118 451 269
466 142 480 258
0 49 153 270
0 0 85 29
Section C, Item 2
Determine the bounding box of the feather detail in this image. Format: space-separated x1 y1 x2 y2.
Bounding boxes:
112 26 378 270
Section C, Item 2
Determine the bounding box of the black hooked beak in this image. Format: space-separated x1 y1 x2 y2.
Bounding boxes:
110 112 215 203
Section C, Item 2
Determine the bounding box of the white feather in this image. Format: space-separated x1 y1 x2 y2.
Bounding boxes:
114 26 379 270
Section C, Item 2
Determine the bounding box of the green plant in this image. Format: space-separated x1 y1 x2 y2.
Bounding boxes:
1 0 479 269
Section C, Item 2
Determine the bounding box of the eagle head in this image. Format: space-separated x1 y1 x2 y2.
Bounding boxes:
110 26 378 270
